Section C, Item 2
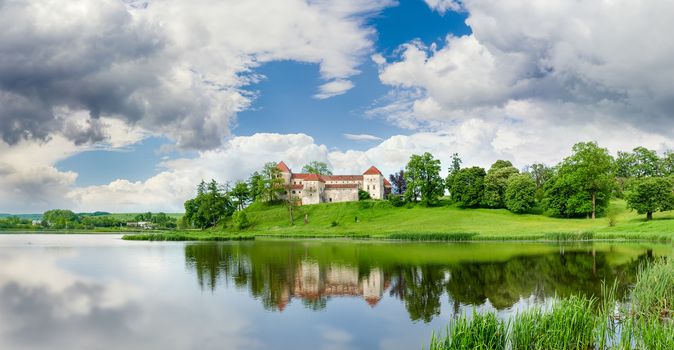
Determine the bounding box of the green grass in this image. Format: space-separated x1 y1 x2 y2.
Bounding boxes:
122 232 253 241
427 312 507 350
424 259 674 350
125 199 674 241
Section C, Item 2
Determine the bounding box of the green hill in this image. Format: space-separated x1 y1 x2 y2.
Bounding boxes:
127 199 674 241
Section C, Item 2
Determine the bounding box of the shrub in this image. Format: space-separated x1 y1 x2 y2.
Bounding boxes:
388 194 404 207
232 211 250 230
358 189 371 200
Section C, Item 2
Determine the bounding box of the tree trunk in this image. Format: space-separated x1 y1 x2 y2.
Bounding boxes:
647 211 653 221
591 191 596 220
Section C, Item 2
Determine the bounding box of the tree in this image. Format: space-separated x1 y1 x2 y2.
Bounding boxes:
481 160 519 208
230 181 251 210
625 177 674 220
661 151 674 176
301 161 333 175
445 153 462 195
524 163 553 202
389 170 407 195
450 167 486 208
504 174 537 214
403 152 444 206
358 189 372 200
248 171 265 202
616 147 661 178
261 162 284 202
183 180 235 229
543 142 615 219
43 209 79 229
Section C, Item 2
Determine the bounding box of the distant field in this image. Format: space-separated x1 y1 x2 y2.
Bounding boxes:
125 199 674 242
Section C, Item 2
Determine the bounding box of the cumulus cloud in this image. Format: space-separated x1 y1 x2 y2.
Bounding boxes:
343 133 383 142
424 0 463 14
373 0 674 154
0 0 393 150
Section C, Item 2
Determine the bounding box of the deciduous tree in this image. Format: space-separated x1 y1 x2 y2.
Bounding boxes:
450 167 486 208
404 152 444 206
301 161 333 175
482 160 519 208
625 177 674 220
505 174 537 214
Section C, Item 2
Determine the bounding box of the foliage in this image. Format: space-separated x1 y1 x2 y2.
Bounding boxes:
616 146 662 178
247 171 266 202
301 161 333 175
232 211 250 230
404 152 445 206
504 173 536 214
445 153 462 193
449 167 486 208
261 162 285 202
133 212 177 228
389 170 407 195
358 189 372 200
43 209 78 228
543 142 615 218
183 180 236 229
388 194 405 207
482 160 519 208
230 181 251 210
661 150 674 176
524 163 553 202
625 177 674 220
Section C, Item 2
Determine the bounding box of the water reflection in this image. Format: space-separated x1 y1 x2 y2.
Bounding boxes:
185 241 657 322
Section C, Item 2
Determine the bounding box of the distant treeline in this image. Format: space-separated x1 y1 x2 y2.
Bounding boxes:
0 210 177 230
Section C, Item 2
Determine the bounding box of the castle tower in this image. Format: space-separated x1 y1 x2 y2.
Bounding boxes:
276 161 292 184
362 166 385 200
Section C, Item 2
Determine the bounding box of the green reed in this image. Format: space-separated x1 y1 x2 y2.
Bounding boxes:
426 312 507 350
386 232 478 241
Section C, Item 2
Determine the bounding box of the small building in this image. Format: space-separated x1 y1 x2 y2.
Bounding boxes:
276 161 391 205
126 221 155 229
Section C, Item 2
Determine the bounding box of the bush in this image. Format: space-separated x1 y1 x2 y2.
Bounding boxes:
388 194 404 207
232 211 250 230
358 189 371 200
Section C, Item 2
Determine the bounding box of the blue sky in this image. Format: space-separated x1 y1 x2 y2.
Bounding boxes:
56 1 471 187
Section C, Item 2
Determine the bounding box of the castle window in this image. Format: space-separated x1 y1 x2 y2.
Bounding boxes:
329 198 332 202
292 190 296 194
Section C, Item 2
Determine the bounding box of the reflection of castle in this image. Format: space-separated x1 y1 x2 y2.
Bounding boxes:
277 260 388 310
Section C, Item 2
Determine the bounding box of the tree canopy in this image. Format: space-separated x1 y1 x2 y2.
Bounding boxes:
404 152 444 206
450 166 486 208
504 173 537 214
625 177 674 220
301 161 333 175
481 160 519 208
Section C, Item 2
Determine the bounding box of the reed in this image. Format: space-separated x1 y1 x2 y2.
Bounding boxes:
426 312 507 350
386 232 478 241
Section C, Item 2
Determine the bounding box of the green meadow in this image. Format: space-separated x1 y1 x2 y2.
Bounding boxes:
123 198 674 241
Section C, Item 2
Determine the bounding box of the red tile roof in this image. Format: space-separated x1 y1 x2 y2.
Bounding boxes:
324 184 359 189
289 184 304 190
363 166 383 175
291 173 324 182
383 178 392 187
276 161 291 173
323 175 363 181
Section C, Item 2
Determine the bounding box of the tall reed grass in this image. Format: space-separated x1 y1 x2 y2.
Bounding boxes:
424 259 673 350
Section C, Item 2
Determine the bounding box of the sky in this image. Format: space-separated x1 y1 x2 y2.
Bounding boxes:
2 0 674 213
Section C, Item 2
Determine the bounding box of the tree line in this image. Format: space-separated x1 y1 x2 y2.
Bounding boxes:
388 142 674 220
0 210 178 230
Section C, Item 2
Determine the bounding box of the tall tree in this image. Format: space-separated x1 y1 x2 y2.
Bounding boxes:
389 170 407 195
450 167 486 208
626 177 674 220
261 162 284 202
661 151 674 176
301 161 333 175
248 171 265 201
543 142 615 219
482 160 519 208
524 163 554 202
403 152 444 206
445 153 462 195
616 147 661 178
230 181 251 210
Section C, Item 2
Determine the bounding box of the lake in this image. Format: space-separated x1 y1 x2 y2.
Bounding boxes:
0 235 671 350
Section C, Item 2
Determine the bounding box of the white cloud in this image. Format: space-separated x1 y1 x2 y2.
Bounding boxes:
424 0 463 15
373 0 674 155
343 134 383 142
314 79 355 99
0 0 393 149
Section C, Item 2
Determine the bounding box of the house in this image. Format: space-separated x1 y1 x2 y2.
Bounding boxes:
276 161 391 205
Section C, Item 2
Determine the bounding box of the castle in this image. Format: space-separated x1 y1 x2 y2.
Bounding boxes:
276 161 391 205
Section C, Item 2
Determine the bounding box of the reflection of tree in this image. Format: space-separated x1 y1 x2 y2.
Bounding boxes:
184 242 656 323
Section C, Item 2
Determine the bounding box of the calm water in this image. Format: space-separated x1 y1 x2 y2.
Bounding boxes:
0 235 671 350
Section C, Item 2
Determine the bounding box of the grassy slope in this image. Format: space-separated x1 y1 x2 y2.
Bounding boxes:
224 199 673 240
